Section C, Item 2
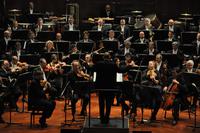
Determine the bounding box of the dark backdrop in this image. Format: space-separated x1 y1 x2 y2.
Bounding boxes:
2 0 200 24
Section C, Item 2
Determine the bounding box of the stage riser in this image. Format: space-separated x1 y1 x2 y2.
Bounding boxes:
83 128 129 133
60 128 81 133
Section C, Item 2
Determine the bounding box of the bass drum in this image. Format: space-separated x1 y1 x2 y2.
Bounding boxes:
146 14 162 29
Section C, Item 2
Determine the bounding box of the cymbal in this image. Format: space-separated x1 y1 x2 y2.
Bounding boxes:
179 17 193 20
9 9 21 12
131 10 142 14
181 13 192 16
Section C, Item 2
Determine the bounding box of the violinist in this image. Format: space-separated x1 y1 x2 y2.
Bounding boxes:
82 53 94 75
29 70 56 128
47 54 65 97
10 56 28 73
68 60 90 121
141 61 162 122
44 40 56 53
0 60 21 112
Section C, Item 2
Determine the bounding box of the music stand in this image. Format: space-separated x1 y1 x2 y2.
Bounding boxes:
156 40 172 53
26 42 45 54
88 30 103 43
12 30 29 40
17 72 33 112
152 29 169 40
20 55 41 65
162 53 181 68
136 54 155 66
183 72 200 131
102 40 119 53
179 44 196 56
132 43 147 54
37 31 56 41
53 41 70 54
41 52 63 63
181 32 197 44
62 30 80 42
8 39 25 51
77 42 94 53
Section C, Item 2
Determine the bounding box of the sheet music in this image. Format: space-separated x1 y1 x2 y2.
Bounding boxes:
93 72 96 82
116 73 123 82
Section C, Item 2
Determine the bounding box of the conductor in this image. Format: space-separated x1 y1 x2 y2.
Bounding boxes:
93 52 119 124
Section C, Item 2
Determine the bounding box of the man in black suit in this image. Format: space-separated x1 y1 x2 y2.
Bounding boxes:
0 30 11 59
134 31 149 44
29 70 56 128
93 53 119 124
143 41 158 55
119 41 135 55
64 15 78 31
115 19 130 41
165 31 177 42
192 32 200 56
101 4 114 18
165 19 181 38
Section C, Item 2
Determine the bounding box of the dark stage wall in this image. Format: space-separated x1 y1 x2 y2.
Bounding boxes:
3 0 200 23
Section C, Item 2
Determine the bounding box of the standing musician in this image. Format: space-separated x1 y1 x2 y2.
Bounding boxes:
29 70 56 128
140 61 162 122
68 60 90 121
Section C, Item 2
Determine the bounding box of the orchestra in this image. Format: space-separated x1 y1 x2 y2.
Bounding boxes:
0 1 200 129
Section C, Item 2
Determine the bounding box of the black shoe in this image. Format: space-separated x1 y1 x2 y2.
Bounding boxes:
172 120 177 125
39 117 47 128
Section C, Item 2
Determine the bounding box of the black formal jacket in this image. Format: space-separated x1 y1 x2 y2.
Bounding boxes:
93 59 119 90
115 25 130 39
28 79 47 104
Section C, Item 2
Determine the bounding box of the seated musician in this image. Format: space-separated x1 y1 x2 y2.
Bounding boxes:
0 60 21 111
115 19 130 41
182 60 198 110
82 53 94 75
118 40 135 56
165 31 177 42
79 31 96 51
93 40 107 54
47 54 65 97
101 4 114 18
24 31 37 52
29 70 56 128
64 15 78 31
67 60 90 121
10 56 28 73
192 32 200 56
92 18 108 32
34 18 49 34
44 40 56 53
11 20 22 31
104 30 120 49
55 32 63 42
134 31 149 44
143 41 158 55
140 61 162 122
163 68 188 125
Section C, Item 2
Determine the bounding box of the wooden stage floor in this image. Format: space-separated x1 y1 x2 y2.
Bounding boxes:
0 94 200 133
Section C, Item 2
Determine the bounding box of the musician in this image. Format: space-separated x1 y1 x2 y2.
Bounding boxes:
93 52 119 124
167 42 184 67
119 40 135 55
64 15 78 31
44 40 55 53
101 4 114 18
11 20 22 31
143 18 154 31
144 41 158 55
141 61 162 122
93 40 107 54
115 19 130 40
182 60 198 110
0 60 21 111
82 53 94 75
26 1 35 14
134 31 149 44
165 19 180 38
68 60 90 120
163 68 186 125
34 18 49 34
104 30 120 49
55 32 63 42
29 70 56 128
165 31 177 42
155 53 164 74
24 31 37 53
0 30 12 58
10 56 28 73
92 18 109 32
79 31 95 51
192 32 200 56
